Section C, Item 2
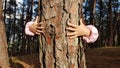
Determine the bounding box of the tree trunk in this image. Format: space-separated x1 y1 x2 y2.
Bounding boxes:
0 0 10 68
92 0 96 25
108 0 113 46
38 0 86 68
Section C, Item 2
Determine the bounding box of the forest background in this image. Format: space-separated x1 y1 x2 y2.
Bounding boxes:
4 0 120 56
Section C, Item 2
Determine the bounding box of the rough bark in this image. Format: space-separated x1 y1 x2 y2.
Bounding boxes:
39 0 86 68
0 0 10 68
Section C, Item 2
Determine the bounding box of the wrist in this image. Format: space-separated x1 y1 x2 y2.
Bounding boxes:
83 27 91 37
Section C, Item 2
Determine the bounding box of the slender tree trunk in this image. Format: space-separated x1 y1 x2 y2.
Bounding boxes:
38 0 86 68
113 12 119 46
108 0 113 46
92 0 96 25
98 0 103 47
0 0 10 68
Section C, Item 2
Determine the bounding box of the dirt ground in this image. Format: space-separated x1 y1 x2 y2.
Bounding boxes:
86 47 120 68
10 47 120 68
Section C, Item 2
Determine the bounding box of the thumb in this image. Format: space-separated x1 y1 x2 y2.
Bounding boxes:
80 19 84 25
35 16 39 24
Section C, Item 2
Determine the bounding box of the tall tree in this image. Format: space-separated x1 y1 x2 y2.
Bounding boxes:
108 0 113 46
98 0 104 47
92 0 96 25
112 0 119 46
0 0 10 68
38 0 86 68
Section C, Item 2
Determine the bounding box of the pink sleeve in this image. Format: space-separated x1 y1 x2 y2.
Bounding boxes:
82 25 99 43
25 21 35 36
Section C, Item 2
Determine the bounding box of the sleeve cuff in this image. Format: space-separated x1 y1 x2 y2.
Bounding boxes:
25 21 35 36
83 25 99 43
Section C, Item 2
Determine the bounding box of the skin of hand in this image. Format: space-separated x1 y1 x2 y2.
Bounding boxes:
29 16 44 35
66 19 90 39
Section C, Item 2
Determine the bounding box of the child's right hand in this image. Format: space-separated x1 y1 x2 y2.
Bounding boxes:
29 16 44 35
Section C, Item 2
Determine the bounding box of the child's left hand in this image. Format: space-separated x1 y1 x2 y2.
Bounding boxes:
66 19 90 39
29 16 44 35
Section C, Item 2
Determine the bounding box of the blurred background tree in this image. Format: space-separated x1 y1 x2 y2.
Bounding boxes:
0 0 10 67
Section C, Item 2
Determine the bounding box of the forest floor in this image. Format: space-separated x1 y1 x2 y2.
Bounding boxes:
10 47 120 68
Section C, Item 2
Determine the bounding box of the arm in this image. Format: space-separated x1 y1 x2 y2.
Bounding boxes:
66 19 99 43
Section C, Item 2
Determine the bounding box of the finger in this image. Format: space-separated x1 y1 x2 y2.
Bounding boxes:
67 32 76 36
35 32 41 35
36 30 43 33
35 30 43 35
66 27 76 32
67 23 77 28
37 27 44 30
35 16 39 23
69 35 77 39
37 22 43 26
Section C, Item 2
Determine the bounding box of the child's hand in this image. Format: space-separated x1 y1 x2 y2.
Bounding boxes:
66 19 90 39
29 16 44 35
